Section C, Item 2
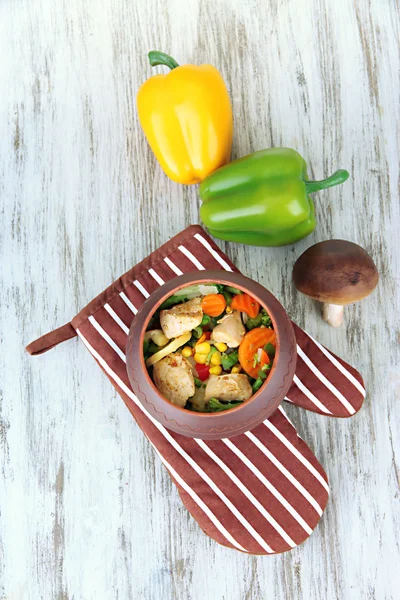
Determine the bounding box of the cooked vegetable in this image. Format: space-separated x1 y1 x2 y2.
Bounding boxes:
146 340 160 356
195 341 211 355
194 341 221 369
259 363 271 378
264 342 276 361
245 313 263 330
220 350 239 371
181 346 193 358
201 293 227 317
195 332 206 345
145 282 276 412
195 363 210 381
252 363 271 392
238 328 276 378
221 290 232 306
243 309 272 331
214 342 227 353
201 314 211 326
144 329 170 346
224 286 243 295
252 378 263 393
210 350 222 366
208 398 243 411
255 348 269 370
230 293 260 318
187 397 243 412
159 295 187 310
193 326 203 339
145 332 191 367
186 335 199 348
160 285 220 309
209 366 222 375
261 310 272 328
194 352 208 365
174 284 220 298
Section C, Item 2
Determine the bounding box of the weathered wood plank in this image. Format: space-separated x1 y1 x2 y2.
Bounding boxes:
1 0 399 598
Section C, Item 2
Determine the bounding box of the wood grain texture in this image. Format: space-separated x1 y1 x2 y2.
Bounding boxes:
1 0 399 598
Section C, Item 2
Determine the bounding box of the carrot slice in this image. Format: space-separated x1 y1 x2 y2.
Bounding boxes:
238 327 276 378
201 294 226 317
230 293 260 318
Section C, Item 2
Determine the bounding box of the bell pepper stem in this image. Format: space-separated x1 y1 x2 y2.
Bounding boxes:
148 50 179 70
304 169 349 194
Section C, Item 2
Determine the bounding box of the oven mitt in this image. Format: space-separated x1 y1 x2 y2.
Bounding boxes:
26 225 365 554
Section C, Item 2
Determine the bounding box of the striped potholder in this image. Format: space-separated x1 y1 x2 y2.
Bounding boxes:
27 225 365 554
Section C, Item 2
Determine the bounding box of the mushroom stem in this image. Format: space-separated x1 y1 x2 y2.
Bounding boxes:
322 303 344 327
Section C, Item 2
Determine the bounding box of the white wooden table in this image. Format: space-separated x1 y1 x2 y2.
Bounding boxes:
2 0 399 598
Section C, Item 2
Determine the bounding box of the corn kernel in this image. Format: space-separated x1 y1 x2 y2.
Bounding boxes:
226 306 233 313
210 351 222 366
195 341 211 355
194 353 208 364
231 365 242 374
214 342 227 352
196 333 206 345
209 365 222 375
181 346 193 358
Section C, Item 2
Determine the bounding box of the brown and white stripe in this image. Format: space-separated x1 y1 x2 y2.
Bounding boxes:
31 225 365 554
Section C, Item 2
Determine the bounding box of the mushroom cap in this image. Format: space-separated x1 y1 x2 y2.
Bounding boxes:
293 240 379 305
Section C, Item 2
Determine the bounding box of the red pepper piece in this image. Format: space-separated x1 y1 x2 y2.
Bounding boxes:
195 363 210 381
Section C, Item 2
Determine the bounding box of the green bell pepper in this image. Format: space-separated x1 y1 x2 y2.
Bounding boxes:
199 148 349 246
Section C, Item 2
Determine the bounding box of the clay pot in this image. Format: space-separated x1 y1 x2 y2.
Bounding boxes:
126 271 296 440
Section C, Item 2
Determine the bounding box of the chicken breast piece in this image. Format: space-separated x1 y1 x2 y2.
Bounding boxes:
211 310 245 348
153 353 195 407
205 373 252 402
160 297 203 339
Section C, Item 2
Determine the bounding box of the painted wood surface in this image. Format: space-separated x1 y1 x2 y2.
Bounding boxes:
1 0 399 598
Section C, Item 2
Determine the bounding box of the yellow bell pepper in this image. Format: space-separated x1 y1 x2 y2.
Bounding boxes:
137 51 233 184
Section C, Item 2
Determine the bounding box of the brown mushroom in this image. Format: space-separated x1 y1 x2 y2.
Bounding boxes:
292 240 379 327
